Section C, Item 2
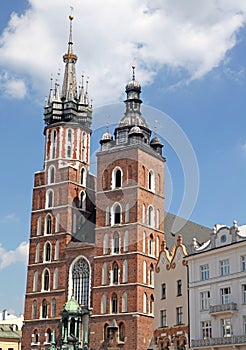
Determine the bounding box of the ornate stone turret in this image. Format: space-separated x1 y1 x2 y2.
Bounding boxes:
44 14 92 128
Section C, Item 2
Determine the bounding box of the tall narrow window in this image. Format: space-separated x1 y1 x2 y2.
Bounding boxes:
32 300 37 319
220 287 231 304
53 268 58 289
122 293 128 312
46 214 52 235
81 168 86 186
176 307 183 325
48 166 55 184
242 285 246 304
80 191 86 211
241 256 246 271
124 231 128 252
123 260 128 283
101 294 106 314
160 310 167 327
46 329 52 343
112 293 118 313
113 232 120 254
72 213 77 233
148 206 154 227
150 295 154 314
104 324 109 341
149 234 154 256
42 299 48 318
161 283 166 299
119 323 125 342
156 209 160 229
33 329 39 344
67 145 72 158
54 241 59 260
43 269 50 291
35 243 40 263
143 231 146 253
37 216 42 236
55 213 60 233
243 316 246 335
105 207 110 225
113 262 119 284
72 257 90 306
156 236 160 257
177 280 182 296
103 234 108 255
33 271 38 292
102 262 107 285
115 170 122 188
44 242 51 262
125 203 129 223
52 298 56 317
46 190 54 208
200 291 210 310
143 261 147 284
149 264 154 286
51 130 56 159
148 170 155 191
114 204 121 225
143 293 147 313
142 204 146 224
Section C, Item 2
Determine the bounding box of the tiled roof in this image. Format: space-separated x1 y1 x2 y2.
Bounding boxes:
0 324 22 340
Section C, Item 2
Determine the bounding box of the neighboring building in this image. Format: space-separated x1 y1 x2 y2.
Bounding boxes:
0 324 22 350
22 14 166 350
154 235 189 350
187 221 246 350
0 310 23 330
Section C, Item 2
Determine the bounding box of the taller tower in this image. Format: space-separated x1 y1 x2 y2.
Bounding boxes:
22 15 95 349
90 67 165 350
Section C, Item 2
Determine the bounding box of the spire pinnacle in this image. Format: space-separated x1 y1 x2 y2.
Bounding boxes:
132 65 136 81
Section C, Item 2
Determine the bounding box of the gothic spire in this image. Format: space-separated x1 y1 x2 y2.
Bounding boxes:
61 12 78 101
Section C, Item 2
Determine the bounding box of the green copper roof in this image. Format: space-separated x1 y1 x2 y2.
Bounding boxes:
64 296 81 313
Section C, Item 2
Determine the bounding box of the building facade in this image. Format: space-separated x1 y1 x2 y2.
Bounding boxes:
187 221 246 350
22 15 165 350
154 235 189 350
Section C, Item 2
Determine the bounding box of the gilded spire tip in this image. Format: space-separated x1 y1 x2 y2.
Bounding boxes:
69 6 74 21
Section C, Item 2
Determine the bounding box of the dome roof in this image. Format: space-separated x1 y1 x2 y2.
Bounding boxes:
125 79 141 92
129 125 144 136
118 115 149 128
150 136 163 146
101 131 113 141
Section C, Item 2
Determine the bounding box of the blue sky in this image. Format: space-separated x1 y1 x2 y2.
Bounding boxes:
1 0 246 315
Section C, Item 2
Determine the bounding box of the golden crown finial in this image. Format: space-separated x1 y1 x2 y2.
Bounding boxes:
69 6 74 20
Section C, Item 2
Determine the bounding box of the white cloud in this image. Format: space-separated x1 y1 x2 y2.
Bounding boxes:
0 241 29 270
0 72 27 99
1 213 19 222
0 0 246 104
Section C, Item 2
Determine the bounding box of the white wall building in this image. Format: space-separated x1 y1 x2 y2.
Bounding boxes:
187 221 246 350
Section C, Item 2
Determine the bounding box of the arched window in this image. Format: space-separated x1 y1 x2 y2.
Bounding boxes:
142 204 146 224
80 191 86 211
125 203 129 223
42 299 48 318
45 214 52 235
43 269 50 291
143 231 146 253
32 300 37 319
150 295 154 314
51 130 57 159
101 294 106 314
142 165 146 187
143 261 147 284
35 243 40 263
143 293 147 313
156 209 160 229
149 234 154 256
82 147 86 162
72 257 90 306
113 232 120 254
148 170 155 191
103 233 108 255
48 166 55 184
55 213 60 233
156 236 160 258
122 293 128 312
112 293 118 313
112 204 121 225
33 271 38 292
81 168 86 186
52 298 56 317
102 262 107 285
105 206 110 226
124 231 128 252
37 216 42 236
67 145 72 158
112 167 122 189
67 129 72 142
119 323 125 342
46 328 52 343
53 268 58 289
157 173 161 193
54 241 59 260
123 260 128 283
44 242 51 262
148 206 154 227
46 190 54 208
33 329 39 344
113 262 119 284
70 317 75 336
104 323 109 341
149 264 154 286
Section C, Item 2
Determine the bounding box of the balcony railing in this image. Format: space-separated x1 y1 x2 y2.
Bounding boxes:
191 335 246 348
209 302 237 314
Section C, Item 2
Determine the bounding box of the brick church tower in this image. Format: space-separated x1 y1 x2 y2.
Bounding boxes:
22 14 96 349
22 14 165 350
90 67 165 350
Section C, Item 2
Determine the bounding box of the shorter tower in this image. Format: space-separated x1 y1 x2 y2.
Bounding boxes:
90 67 165 350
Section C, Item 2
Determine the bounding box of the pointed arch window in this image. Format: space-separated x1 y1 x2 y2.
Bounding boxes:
53 268 58 289
35 243 40 263
81 168 86 186
102 262 107 285
54 241 59 260
123 260 128 283
46 328 52 343
48 166 55 184
113 204 121 225
103 233 108 255
124 231 128 252
113 262 119 284
112 167 122 189
44 242 51 262
150 295 154 314
148 205 154 227
101 294 106 314
43 269 50 291
45 214 52 234
119 323 125 342
143 261 147 284
122 293 128 313
33 271 38 292
143 293 147 313
148 170 155 191
37 216 42 236
149 234 154 256
143 231 146 253
55 213 60 233
149 264 154 286
72 257 90 306
112 293 118 313
33 329 39 344
80 191 86 211
46 190 54 208
142 204 146 224
125 203 129 223
113 232 120 254
32 300 37 319
42 299 48 318
52 298 56 317
51 130 57 159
